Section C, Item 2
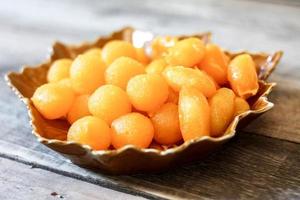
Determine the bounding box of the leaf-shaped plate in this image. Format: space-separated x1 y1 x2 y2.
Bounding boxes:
5 27 283 174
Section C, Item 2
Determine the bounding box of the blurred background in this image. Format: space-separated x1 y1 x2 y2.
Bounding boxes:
1 0 299 79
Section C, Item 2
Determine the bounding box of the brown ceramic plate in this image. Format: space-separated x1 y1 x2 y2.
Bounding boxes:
5 27 283 174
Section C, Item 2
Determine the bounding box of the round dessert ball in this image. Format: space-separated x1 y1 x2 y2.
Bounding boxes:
145 58 167 75
70 54 106 95
57 78 73 89
67 95 91 124
111 112 154 149
101 40 136 66
67 116 111 150
31 82 75 120
105 57 145 89
151 103 182 145
47 59 72 83
88 84 132 124
126 74 169 112
83 48 102 58
165 37 205 67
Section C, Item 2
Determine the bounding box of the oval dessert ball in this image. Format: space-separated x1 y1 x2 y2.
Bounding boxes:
67 95 91 124
88 84 132 124
234 97 250 116
102 40 136 66
126 74 169 112
58 78 73 89
145 58 167 74
151 103 182 145
83 48 102 58
165 37 205 67
179 87 210 142
209 88 235 137
31 83 75 120
163 66 217 98
228 54 259 99
111 112 154 149
199 44 228 85
105 57 145 89
47 59 72 83
67 116 111 150
70 54 106 95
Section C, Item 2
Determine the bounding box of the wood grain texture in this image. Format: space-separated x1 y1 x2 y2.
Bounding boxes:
0 157 145 200
0 132 299 199
0 0 300 199
0 0 299 79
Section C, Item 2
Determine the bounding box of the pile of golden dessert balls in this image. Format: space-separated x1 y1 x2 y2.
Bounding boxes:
32 36 258 150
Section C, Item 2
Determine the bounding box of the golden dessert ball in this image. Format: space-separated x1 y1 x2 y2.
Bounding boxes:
209 88 235 137
57 78 73 90
165 37 205 67
105 57 145 89
67 95 91 124
163 66 217 98
88 84 132 124
126 74 169 112
198 44 228 85
111 112 154 149
102 40 136 66
151 103 182 145
179 87 210 142
67 116 111 150
228 54 259 99
47 59 72 83
83 48 102 58
234 97 250 116
31 82 75 120
145 58 167 74
70 54 106 95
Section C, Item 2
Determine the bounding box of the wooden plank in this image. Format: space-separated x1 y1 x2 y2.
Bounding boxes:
0 157 145 200
247 0 300 7
0 131 299 199
0 140 198 200
0 0 299 79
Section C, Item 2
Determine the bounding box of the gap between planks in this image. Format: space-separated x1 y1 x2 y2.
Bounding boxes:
0 140 190 200
0 157 145 200
0 132 299 199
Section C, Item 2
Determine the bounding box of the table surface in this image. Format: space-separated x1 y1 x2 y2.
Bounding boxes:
1 0 300 199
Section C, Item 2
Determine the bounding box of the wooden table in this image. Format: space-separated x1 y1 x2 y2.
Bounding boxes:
1 0 300 199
